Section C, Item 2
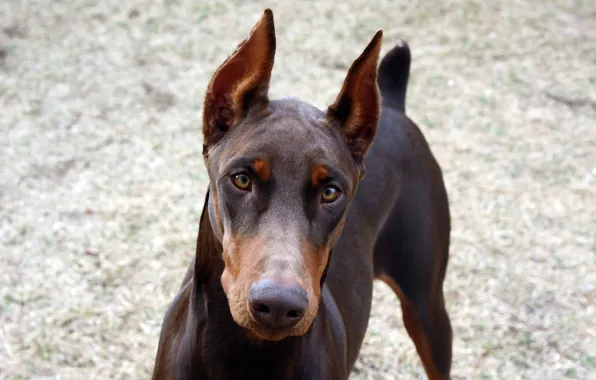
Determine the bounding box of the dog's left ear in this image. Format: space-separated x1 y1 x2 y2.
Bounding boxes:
326 30 383 164
202 9 276 150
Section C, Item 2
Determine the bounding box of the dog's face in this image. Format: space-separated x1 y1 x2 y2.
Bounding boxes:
201 9 382 340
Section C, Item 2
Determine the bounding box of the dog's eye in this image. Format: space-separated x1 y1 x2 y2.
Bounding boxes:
231 174 252 191
321 186 340 203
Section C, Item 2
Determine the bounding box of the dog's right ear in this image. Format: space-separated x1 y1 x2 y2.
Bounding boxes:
326 31 382 169
202 9 276 151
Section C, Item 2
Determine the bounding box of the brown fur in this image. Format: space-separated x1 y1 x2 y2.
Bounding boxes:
202 9 276 149
311 165 330 187
327 30 383 165
379 274 446 380
252 159 271 181
152 8 453 380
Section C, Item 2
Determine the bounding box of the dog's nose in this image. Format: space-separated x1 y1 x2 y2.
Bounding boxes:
248 279 308 330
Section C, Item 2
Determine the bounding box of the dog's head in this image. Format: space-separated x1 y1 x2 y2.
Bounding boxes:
202 9 382 340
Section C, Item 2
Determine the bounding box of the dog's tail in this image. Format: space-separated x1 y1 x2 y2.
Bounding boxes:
377 42 411 113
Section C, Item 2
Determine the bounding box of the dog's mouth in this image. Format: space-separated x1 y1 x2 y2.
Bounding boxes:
243 312 316 341
246 325 299 341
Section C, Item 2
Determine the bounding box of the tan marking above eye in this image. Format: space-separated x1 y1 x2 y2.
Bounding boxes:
252 159 271 181
311 165 329 187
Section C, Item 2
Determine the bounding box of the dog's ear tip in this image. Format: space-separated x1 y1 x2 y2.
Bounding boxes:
360 30 382 57
259 8 275 34
263 8 274 21
371 30 383 47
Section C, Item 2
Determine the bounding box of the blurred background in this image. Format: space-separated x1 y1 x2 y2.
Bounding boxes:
1 0 594 379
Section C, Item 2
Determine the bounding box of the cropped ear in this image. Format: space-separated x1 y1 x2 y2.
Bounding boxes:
202 9 276 150
326 30 383 165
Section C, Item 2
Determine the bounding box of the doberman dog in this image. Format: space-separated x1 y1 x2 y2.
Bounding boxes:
151 9 452 380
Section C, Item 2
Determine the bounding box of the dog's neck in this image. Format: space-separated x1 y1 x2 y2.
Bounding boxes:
192 190 224 287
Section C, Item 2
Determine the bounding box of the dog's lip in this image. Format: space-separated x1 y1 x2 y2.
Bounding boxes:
242 317 308 341
247 326 295 341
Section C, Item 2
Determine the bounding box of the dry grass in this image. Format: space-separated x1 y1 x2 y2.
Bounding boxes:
1 0 595 379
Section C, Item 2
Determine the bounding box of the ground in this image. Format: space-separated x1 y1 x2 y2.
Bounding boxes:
1 0 595 379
